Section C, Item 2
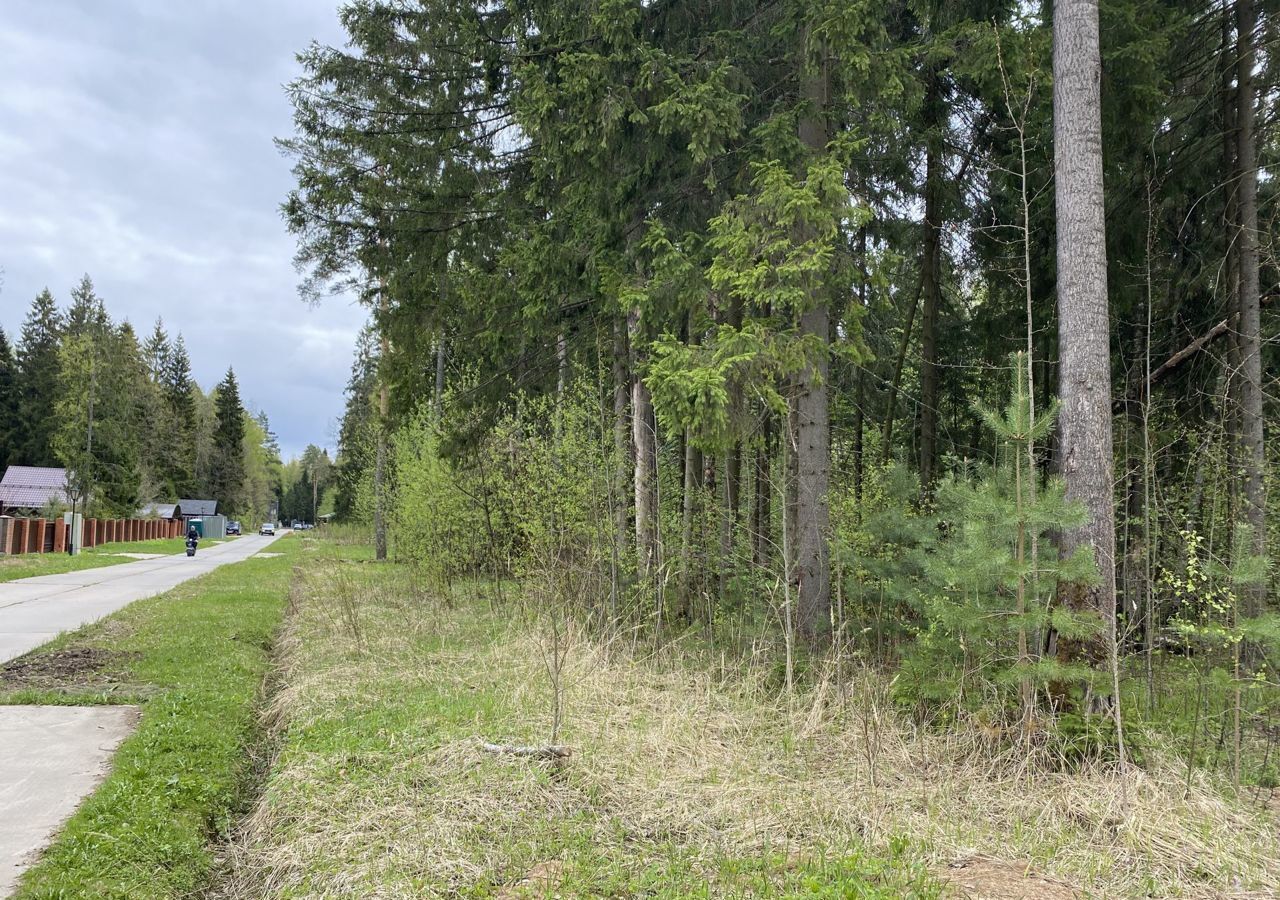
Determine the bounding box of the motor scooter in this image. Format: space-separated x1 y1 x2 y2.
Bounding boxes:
186 535 198 557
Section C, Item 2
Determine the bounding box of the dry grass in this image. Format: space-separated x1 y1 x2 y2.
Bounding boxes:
217 560 1280 899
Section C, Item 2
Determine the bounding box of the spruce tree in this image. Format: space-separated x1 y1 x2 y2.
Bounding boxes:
16 288 63 465
64 275 108 338
210 367 246 513
164 334 198 495
142 318 171 382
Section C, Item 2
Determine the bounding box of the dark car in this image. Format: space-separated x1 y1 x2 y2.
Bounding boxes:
226 520 241 536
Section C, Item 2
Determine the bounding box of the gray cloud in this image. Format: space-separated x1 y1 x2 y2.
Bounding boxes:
0 0 367 460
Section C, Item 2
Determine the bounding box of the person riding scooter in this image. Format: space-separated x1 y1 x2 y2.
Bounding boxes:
186 525 199 557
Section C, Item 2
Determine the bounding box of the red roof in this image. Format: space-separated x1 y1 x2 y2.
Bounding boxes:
0 466 70 509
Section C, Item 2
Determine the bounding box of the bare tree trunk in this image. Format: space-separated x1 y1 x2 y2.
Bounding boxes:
919 65 944 494
853 223 868 508
612 318 631 580
794 31 832 645
1052 0 1119 696
629 308 658 579
374 346 389 562
1235 0 1267 616
880 279 922 465
752 417 772 566
680 433 702 612
434 334 446 422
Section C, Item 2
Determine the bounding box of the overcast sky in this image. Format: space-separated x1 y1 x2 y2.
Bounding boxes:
0 0 367 461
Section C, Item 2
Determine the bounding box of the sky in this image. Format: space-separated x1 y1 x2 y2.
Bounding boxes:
0 0 367 461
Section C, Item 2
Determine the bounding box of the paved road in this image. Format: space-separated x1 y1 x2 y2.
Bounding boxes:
0 532 282 665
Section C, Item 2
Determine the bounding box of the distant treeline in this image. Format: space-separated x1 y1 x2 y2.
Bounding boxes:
0 275 281 519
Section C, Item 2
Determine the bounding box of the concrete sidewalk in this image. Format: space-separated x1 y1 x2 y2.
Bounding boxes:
0 706 139 896
0 532 282 665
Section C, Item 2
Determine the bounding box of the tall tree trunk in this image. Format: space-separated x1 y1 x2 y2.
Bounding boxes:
1235 0 1266 615
919 66 944 494
630 308 658 579
753 414 772 566
793 32 832 645
612 318 631 580
680 431 703 613
1052 0 1118 677
853 222 868 508
374 342 389 562
432 330 448 422
880 278 923 464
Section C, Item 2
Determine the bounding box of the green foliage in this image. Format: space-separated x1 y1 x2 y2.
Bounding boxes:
390 405 486 590
895 359 1100 720
209 368 246 514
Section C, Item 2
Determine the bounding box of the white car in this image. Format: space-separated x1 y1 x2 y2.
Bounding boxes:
259 522 276 536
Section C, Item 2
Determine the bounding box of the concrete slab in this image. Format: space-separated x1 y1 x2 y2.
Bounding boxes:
0 705 139 896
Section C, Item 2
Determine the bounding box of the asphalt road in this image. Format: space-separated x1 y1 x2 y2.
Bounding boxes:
0 531 282 665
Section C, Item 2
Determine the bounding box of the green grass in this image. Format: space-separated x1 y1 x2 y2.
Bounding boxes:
5 535 296 900
216 546 942 899
0 535 239 583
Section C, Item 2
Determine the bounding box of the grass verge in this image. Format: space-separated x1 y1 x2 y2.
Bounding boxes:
1 535 295 899
0 535 239 583
217 540 1280 899
217 547 940 899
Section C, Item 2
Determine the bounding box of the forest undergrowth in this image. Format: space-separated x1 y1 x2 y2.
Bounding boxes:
217 542 1280 899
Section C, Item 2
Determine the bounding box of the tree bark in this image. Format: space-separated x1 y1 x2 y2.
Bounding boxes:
1053 0 1117 671
793 31 832 645
919 65 944 494
629 308 658 579
434 334 446 422
753 414 772 566
612 318 631 579
853 222 868 508
1235 0 1266 615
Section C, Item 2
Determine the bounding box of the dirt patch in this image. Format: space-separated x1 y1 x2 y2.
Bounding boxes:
493 860 565 899
938 855 1080 899
0 646 136 691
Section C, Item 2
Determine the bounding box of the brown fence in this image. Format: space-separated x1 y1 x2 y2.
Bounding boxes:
0 516 184 555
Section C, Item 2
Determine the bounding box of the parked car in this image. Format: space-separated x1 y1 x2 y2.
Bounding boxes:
259 522 276 536
226 520 241 535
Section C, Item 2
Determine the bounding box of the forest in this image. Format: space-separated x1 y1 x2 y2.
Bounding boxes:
0 275 284 520
287 0 1279 794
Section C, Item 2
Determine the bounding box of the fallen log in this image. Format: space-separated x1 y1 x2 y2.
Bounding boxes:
479 741 572 760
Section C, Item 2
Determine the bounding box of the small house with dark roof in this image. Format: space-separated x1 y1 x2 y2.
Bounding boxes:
0 466 70 515
175 499 217 520
138 502 179 519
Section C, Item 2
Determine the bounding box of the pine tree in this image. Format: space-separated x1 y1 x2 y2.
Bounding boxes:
16 288 63 465
210 367 246 513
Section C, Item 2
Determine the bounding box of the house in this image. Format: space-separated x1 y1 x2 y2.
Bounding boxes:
0 466 70 516
174 499 217 521
137 502 179 519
